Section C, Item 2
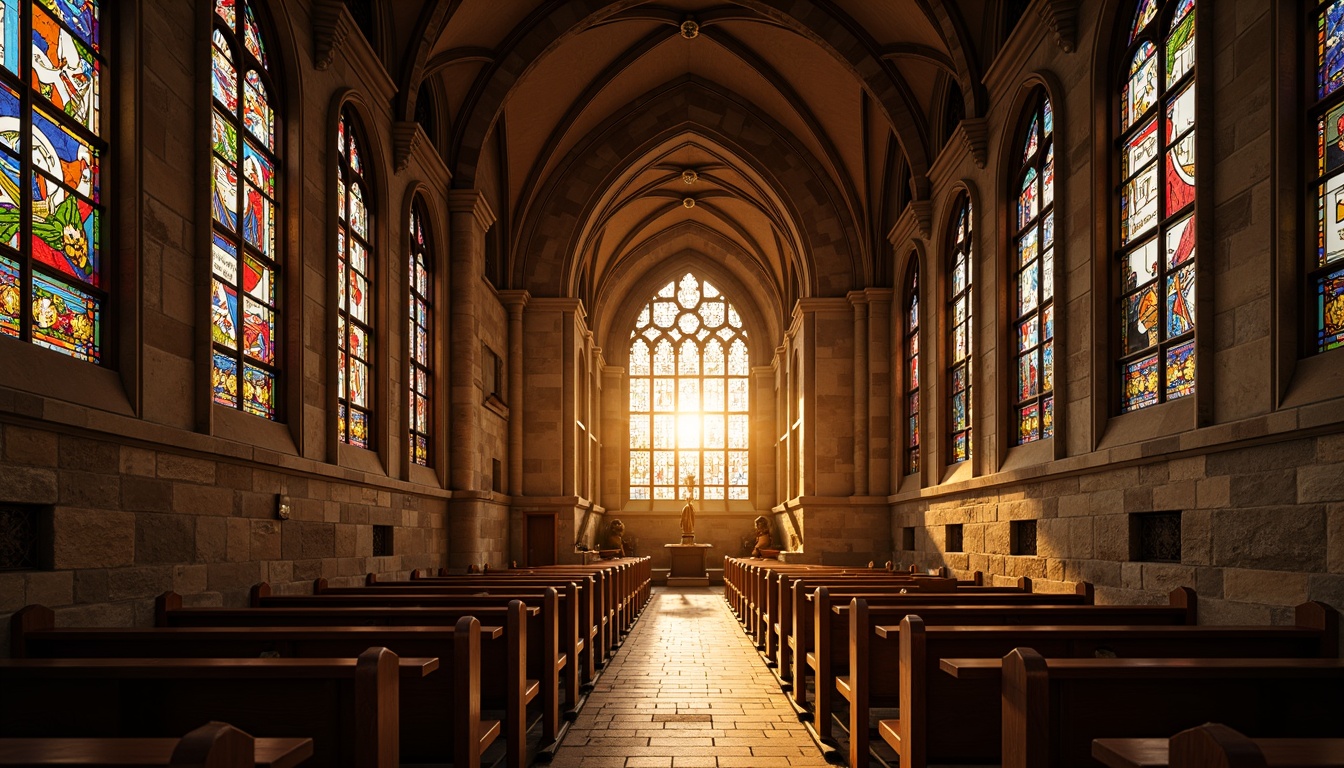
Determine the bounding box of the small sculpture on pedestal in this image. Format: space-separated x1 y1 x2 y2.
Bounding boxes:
751 516 776 558
602 518 626 558
679 473 697 544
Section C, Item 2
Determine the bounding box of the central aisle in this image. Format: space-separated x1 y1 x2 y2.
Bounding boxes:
551 586 831 768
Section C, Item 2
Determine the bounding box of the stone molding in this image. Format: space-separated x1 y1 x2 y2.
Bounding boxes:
958 117 989 169
393 122 422 173
1039 0 1081 54
312 0 349 71
447 189 498 232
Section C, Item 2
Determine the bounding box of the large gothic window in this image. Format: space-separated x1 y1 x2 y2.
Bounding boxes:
1312 0 1344 354
1117 0 1196 412
337 108 373 449
407 197 432 466
0 0 106 363
1013 91 1056 443
210 0 279 418
948 195 973 464
629 273 749 501
903 261 920 475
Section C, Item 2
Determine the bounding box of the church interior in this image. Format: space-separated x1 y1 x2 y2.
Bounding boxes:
1 0 1343 765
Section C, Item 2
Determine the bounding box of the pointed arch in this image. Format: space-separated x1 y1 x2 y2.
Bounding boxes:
407 193 434 466
208 0 280 418
627 272 751 502
901 252 922 476
945 191 974 465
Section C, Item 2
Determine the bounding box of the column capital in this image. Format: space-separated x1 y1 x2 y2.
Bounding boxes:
498 289 531 312
447 189 497 232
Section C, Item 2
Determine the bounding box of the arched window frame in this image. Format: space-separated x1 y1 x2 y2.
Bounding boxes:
946 194 974 466
208 0 281 419
1115 0 1198 414
407 194 433 467
1310 0 1344 356
902 256 921 476
1011 90 1057 444
627 272 751 503
0 1 109 364
336 107 375 449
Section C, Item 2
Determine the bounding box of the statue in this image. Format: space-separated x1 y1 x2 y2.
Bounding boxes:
751 515 773 557
679 473 697 542
603 518 627 557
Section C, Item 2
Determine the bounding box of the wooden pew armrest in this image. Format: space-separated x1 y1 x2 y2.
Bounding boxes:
523 679 540 705
806 652 818 671
835 675 854 703
877 719 901 751
478 720 501 756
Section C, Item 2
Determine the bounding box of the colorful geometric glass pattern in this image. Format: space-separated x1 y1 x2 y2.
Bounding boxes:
0 1 105 363
904 264 920 475
1015 91 1056 443
947 195 973 464
337 108 373 449
1118 0 1197 412
1316 0 1344 354
408 198 432 466
628 273 749 501
211 0 278 418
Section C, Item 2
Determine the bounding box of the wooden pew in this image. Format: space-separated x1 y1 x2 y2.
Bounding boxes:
0 722 313 768
13 606 510 768
247 583 567 739
1094 723 1344 768
847 600 1337 768
793 582 1112 736
341 574 600 688
0 648 435 768
941 651 1344 768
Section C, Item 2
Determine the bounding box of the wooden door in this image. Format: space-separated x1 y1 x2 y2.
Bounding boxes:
525 514 557 567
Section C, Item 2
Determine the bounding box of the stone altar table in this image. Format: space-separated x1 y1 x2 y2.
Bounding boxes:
664 543 714 587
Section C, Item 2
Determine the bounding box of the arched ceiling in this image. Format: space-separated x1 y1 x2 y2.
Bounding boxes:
387 0 996 339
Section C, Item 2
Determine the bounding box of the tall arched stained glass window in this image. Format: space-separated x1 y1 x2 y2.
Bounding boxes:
1117 0 1196 412
407 197 432 466
948 196 973 464
629 273 749 501
337 108 374 449
1312 0 1344 354
1014 92 1056 443
210 0 279 418
0 1 107 362
904 261 920 475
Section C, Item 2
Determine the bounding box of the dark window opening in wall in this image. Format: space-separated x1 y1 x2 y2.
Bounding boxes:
0 505 51 571
483 345 503 404
1011 520 1037 556
1003 0 1032 39
414 82 435 144
372 525 393 557
941 82 965 149
1132 511 1182 563
945 524 964 553
901 526 916 551
344 0 376 50
492 459 503 493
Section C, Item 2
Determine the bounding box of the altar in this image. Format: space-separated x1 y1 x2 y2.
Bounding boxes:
664 543 714 587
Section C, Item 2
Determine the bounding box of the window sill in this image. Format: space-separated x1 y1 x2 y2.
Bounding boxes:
484 394 509 419
213 405 297 455
940 459 974 486
1000 436 1054 473
0 336 133 416
408 462 439 488
1097 395 1195 451
338 441 385 476
1282 349 1344 410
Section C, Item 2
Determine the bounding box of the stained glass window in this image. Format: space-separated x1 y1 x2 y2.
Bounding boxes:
210 0 278 418
1014 92 1056 444
904 261 920 475
0 0 106 363
629 273 749 501
948 195 973 464
1314 0 1344 353
408 197 432 466
337 108 373 449
1118 0 1196 412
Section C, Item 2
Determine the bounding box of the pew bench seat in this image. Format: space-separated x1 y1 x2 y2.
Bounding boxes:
1093 736 1344 767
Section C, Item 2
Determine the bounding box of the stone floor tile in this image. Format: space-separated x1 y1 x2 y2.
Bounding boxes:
553 587 826 766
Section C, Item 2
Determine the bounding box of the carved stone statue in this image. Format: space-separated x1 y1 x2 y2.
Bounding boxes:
603 518 626 557
751 515 772 557
679 473 697 541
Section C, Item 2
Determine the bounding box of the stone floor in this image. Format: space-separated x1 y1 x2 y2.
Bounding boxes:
550 586 831 768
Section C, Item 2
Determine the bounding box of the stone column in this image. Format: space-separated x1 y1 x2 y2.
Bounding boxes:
562 312 576 498
499 290 529 496
446 191 496 491
866 289 894 496
850 292 870 496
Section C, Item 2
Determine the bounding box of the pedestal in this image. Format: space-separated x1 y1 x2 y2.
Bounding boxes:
664 543 714 587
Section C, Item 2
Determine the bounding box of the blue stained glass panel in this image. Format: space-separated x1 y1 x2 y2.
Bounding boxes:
211 32 238 112
212 156 238 231
32 3 100 134
30 270 98 361
36 0 97 50
32 105 97 200
243 1 266 67
213 352 239 407
1165 340 1196 400
0 0 18 75
1123 355 1159 412
1322 0 1344 100
1165 262 1195 339
1130 0 1157 43
243 71 272 150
